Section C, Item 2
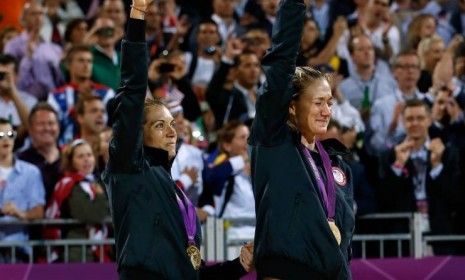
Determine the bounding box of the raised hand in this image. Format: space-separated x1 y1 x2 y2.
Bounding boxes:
130 0 154 19
333 17 348 37
132 0 153 9
394 138 413 167
429 138 445 168
224 38 244 61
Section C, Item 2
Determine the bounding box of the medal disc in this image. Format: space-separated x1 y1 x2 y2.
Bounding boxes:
328 220 341 245
187 245 201 270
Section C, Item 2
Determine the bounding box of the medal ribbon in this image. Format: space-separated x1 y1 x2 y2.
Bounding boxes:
301 140 336 220
175 189 197 246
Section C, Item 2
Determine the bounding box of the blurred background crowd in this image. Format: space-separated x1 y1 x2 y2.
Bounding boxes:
0 0 464 262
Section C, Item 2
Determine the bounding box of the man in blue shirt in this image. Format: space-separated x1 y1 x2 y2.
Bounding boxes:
0 119 45 262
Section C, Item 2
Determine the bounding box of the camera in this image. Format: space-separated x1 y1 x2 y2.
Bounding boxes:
158 63 175 73
203 46 217 56
0 72 6 81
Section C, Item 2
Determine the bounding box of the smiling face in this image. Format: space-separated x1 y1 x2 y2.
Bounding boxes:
289 78 333 140
143 104 177 159
29 109 60 148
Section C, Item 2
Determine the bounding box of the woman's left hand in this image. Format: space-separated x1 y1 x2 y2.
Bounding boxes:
239 242 254 272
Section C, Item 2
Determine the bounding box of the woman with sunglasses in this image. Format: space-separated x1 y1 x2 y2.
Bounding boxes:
0 118 45 262
250 0 355 279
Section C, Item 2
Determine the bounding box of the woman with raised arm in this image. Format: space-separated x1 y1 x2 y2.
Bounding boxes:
250 0 354 279
102 0 252 279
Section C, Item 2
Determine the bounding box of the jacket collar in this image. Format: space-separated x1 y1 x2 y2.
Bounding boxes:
292 131 350 157
143 146 175 172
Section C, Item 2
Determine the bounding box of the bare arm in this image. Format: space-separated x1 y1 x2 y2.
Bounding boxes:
308 17 347 66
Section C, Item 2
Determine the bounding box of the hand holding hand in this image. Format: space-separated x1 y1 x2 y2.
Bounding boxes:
239 242 254 272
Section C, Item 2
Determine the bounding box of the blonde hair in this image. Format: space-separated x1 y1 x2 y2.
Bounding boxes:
417 34 443 69
292 66 332 99
406 14 436 50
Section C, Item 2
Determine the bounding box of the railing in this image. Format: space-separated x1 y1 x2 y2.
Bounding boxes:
207 213 465 261
0 213 464 263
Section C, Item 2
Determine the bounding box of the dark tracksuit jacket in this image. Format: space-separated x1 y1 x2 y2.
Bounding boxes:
249 0 355 279
102 19 246 280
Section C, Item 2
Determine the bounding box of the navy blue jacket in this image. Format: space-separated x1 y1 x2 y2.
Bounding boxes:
103 19 246 280
249 0 354 279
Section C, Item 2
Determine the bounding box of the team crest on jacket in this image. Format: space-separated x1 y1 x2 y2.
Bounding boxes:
332 167 346 186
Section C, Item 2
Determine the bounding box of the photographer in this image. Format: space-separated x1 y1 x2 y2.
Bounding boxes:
0 54 36 139
205 37 261 128
184 19 222 101
148 51 201 121
87 16 121 91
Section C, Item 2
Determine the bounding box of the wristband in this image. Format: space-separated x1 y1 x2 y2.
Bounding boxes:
131 5 146 14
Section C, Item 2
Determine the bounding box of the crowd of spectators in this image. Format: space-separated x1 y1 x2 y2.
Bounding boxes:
0 0 464 262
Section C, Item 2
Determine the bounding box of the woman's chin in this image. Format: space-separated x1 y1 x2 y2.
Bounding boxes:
314 127 327 135
168 149 177 159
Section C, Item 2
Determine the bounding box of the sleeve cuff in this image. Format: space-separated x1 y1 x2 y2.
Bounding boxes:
429 163 444 179
126 18 146 42
221 56 234 65
202 205 216 216
229 156 245 174
391 164 404 177
178 173 194 191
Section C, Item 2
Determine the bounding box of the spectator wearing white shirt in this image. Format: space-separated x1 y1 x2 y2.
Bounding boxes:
0 55 36 138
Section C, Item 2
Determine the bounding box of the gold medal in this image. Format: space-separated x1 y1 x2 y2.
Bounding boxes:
328 220 341 245
187 244 201 270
